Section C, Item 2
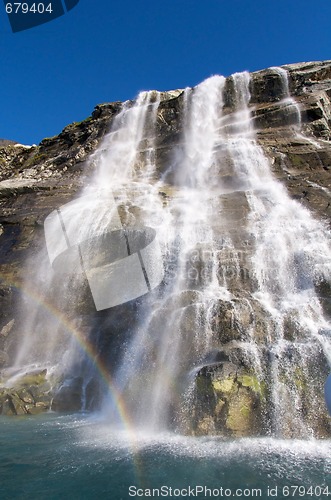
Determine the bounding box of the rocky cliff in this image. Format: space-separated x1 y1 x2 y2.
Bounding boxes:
0 61 331 437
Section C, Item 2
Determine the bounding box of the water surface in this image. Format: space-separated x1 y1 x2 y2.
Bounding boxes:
0 414 330 499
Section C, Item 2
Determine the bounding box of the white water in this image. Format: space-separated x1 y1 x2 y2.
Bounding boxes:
226 69 331 437
9 69 331 438
271 66 302 130
98 69 331 436
271 66 322 148
1 413 330 500
101 77 231 431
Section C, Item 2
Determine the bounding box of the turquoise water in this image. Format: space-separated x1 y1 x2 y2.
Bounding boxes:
0 414 330 500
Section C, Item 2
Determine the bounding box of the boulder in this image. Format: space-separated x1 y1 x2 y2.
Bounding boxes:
0 368 52 415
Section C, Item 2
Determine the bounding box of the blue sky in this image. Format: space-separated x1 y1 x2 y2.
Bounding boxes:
0 0 331 145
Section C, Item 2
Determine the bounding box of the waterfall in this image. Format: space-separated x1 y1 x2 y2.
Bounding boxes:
9 91 164 407
270 66 302 129
102 76 231 431
8 69 331 438
88 91 160 189
221 71 331 437
100 70 331 436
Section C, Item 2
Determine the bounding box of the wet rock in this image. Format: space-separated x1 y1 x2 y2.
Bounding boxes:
250 68 290 104
0 350 9 367
0 319 15 338
51 377 84 412
191 359 266 437
0 368 52 415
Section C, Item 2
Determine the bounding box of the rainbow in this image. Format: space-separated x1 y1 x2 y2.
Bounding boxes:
0 272 132 421
0 269 189 488
0 270 151 484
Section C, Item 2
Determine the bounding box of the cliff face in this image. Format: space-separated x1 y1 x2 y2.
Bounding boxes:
0 61 331 436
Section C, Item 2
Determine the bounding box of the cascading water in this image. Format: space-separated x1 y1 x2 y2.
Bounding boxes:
8 69 331 439
94 77 231 432
95 69 331 437
270 66 302 130
6 91 164 409
220 70 331 437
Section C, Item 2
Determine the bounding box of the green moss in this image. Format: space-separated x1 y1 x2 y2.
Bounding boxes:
237 374 266 399
240 404 250 418
212 377 235 393
288 154 306 168
25 152 47 167
32 153 46 163
71 116 92 127
14 370 47 388
40 135 56 143
226 405 250 432
293 367 306 391
278 367 307 393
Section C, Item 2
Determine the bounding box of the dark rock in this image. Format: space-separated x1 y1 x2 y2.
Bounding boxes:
51 377 84 412
0 350 9 367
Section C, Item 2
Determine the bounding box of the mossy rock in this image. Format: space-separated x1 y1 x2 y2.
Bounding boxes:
225 388 257 436
11 369 47 388
237 374 267 400
16 388 34 404
25 402 49 415
194 416 216 436
212 377 235 393
0 368 52 416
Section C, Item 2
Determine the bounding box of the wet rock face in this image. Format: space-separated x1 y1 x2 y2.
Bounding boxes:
0 62 331 437
250 61 331 226
0 369 52 415
192 358 267 438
